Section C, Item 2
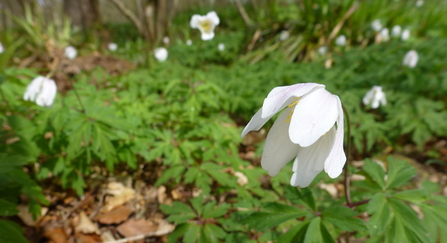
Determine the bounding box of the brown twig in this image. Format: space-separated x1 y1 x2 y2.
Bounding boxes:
234 0 252 26
326 3 358 44
110 0 145 38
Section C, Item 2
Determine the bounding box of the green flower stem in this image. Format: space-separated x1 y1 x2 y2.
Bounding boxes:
342 103 352 206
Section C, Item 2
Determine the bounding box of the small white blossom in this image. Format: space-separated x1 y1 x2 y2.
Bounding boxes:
401 29 410 41
241 83 346 187
416 0 424 7
391 25 401 37
190 11 220 41
218 43 225 51
279 30 290 41
0 42 4 53
335 35 347 46
371 19 382 31
108 43 118 51
318 46 328 56
380 28 390 42
402 50 418 68
154 47 168 62
64 46 77 60
186 39 193 46
23 76 57 107
363 86 387 109
163 36 170 44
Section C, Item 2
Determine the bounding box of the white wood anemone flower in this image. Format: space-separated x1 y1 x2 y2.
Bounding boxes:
371 19 382 32
218 43 225 51
64 46 77 60
402 50 418 68
391 25 401 37
190 11 220 41
380 28 389 42
241 83 346 187
401 29 410 41
154 47 168 62
335 35 346 46
23 76 57 107
363 86 387 109
0 42 4 53
108 43 118 51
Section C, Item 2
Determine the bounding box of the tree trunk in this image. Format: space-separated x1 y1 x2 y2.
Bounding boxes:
63 0 100 28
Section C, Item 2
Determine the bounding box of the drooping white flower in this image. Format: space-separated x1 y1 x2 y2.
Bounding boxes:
64 46 77 60
335 35 347 46
402 50 418 68
23 76 57 107
218 43 225 51
391 25 401 37
108 43 118 51
186 39 193 46
163 36 170 44
380 28 389 42
401 29 410 41
190 11 220 41
0 42 4 53
416 0 424 7
279 30 290 41
363 86 386 109
318 46 328 56
241 83 346 187
154 47 168 62
371 19 382 31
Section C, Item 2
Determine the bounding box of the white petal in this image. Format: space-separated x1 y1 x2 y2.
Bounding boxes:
362 89 374 106
190 15 201 28
241 108 270 138
289 88 338 147
261 107 300 176
371 98 380 109
37 78 57 107
261 83 324 119
206 11 220 25
324 96 346 178
201 31 215 41
24 77 43 101
290 127 336 187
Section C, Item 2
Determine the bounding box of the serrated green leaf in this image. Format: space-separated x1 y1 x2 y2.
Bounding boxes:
155 165 186 186
203 224 226 242
322 206 366 232
0 199 19 216
363 159 386 190
201 163 237 187
190 196 204 215
386 157 416 190
367 193 390 236
202 202 229 219
184 224 201 243
0 219 28 243
284 185 316 211
393 189 428 203
320 223 336 243
304 217 322 243
167 223 190 243
161 202 196 224
277 220 310 243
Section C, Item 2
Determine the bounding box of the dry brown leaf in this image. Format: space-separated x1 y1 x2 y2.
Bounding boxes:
157 186 167 204
100 230 116 242
103 182 136 212
319 183 338 197
234 171 248 186
74 233 102 243
43 227 67 243
75 211 99 235
116 218 158 237
95 205 132 225
16 204 48 226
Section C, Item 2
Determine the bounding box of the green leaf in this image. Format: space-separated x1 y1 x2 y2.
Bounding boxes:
277 220 310 243
363 159 386 190
202 202 229 219
184 224 201 243
284 185 316 211
320 223 336 243
167 223 190 243
201 163 237 187
0 219 28 243
155 165 186 186
304 217 322 243
203 224 226 242
241 207 306 231
0 199 19 216
322 206 366 232
161 202 196 224
393 189 428 203
190 196 204 216
385 156 416 190
367 193 390 236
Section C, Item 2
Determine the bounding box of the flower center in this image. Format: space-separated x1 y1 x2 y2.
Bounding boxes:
286 98 300 123
199 19 213 33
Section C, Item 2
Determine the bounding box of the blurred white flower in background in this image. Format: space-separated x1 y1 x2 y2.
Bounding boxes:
190 11 220 41
241 83 346 187
23 76 57 107
154 47 168 62
416 0 424 7
218 43 225 51
335 35 347 46
380 28 390 42
186 39 192 46
279 30 290 41
163 36 170 44
318 46 328 56
391 25 402 37
401 29 410 41
0 42 4 53
402 50 418 68
363 86 387 109
371 19 382 31
64 46 77 60
108 43 118 51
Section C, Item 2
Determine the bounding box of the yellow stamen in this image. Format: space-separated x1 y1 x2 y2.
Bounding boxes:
199 19 213 32
286 98 300 123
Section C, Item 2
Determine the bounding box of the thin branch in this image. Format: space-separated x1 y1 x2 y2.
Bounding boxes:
109 0 145 37
326 3 358 44
234 0 252 26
